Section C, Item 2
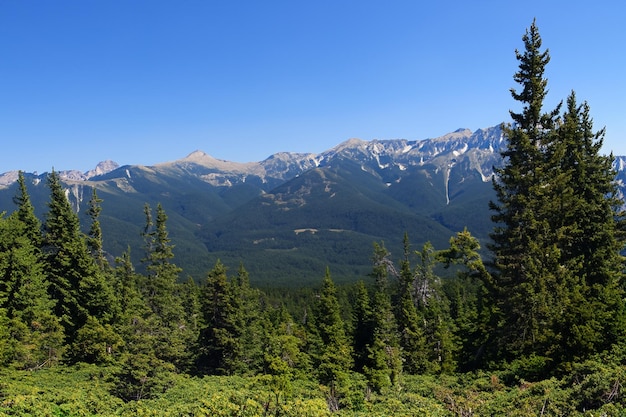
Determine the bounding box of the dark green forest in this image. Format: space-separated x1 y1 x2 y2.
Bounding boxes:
2 22 626 416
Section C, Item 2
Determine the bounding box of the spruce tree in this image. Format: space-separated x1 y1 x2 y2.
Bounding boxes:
396 234 427 374
111 248 174 401
263 305 311 399
546 92 626 367
488 20 562 364
413 242 457 373
489 21 626 374
140 203 190 369
230 263 264 374
364 242 402 391
13 171 42 247
141 203 184 324
438 229 492 371
310 267 353 409
197 259 237 375
3 174 64 368
43 170 117 361
86 188 108 271
0 213 63 368
351 280 373 373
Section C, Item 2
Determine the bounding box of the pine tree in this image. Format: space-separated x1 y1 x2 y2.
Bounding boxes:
546 92 626 367
413 242 457 373
310 267 353 407
141 203 184 324
111 248 174 401
351 280 373 373
363 242 402 391
139 203 190 369
86 188 108 271
488 20 562 363
196 262 264 375
488 21 626 374
13 171 42 247
396 233 427 374
263 305 311 402
197 259 237 375
230 263 264 374
0 213 63 368
43 170 117 361
3 174 64 368
438 228 492 371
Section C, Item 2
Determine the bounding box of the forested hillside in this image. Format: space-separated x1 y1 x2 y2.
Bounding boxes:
1 21 626 416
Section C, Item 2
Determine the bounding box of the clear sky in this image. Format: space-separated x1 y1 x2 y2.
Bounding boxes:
1 1 624 173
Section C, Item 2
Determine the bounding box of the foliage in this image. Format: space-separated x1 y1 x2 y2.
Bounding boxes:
487 20 626 377
3 363 626 416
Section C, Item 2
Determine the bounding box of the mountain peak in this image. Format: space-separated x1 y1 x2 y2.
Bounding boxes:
331 138 366 152
186 150 210 159
87 160 119 178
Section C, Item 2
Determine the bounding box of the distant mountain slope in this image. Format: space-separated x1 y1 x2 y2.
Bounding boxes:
0 125 623 285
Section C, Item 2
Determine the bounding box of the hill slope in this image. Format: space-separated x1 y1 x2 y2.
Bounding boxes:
1 125 623 285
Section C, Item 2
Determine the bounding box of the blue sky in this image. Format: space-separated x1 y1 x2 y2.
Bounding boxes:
1 1 624 173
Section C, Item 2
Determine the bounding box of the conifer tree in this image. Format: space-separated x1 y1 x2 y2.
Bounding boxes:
230 263 264 374
140 203 190 369
438 229 492 371
413 242 457 373
111 248 174 401
351 280 373 373
196 262 263 375
178 276 201 370
86 188 108 271
13 171 42 247
2 174 64 368
310 267 353 402
43 171 117 361
263 305 311 399
489 21 626 374
197 259 237 375
545 92 626 367
141 203 184 324
364 243 402 391
396 234 427 374
0 213 63 368
488 20 563 364
112 248 148 326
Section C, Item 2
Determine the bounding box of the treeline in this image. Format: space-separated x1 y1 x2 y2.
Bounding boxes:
0 168 484 403
1 20 626 414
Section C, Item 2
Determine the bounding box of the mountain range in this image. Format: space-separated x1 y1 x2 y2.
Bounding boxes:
2 125 625 286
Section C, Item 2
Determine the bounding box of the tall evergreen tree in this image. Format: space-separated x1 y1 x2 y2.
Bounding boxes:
13 171 42 247
438 229 492 371
2 174 64 368
364 243 402 391
488 20 563 364
140 203 190 369
229 263 264 374
545 92 626 367
263 304 311 400
141 203 184 322
197 259 237 375
0 213 63 368
43 171 117 361
396 234 427 375
111 248 174 401
310 267 353 403
86 188 108 271
413 242 457 373
351 280 373 374
489 21 626 374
